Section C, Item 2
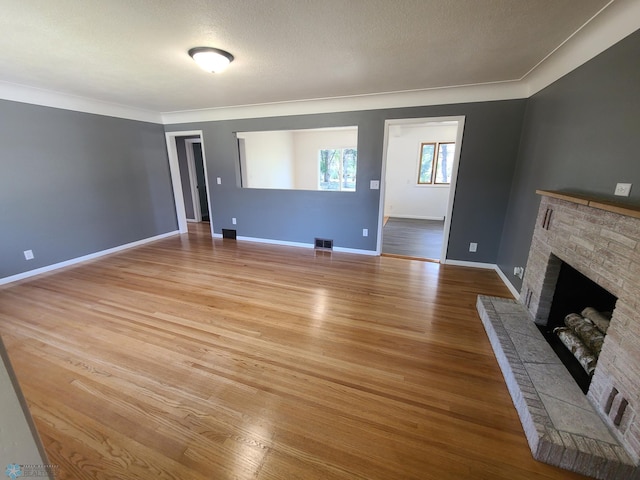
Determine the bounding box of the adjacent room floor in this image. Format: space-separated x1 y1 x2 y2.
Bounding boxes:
382 217 445 260
0 227 590 480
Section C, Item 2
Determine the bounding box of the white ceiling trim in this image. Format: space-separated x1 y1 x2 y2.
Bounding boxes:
161 81 528 124
0 0 637 125
524 0 640 96
162 0 640 124
0 80 162 124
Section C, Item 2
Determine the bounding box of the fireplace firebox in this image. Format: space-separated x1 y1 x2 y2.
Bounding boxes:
539 259 618 393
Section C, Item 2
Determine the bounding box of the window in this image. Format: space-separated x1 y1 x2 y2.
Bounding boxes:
417 142 455 185
418 143 436 184
318 148 357 191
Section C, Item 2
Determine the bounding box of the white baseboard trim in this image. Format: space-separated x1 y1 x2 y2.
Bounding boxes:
0 230 180 286
443 259 520 299
236 236 314 249
333 246 377 256
443 259 496 269
493 265 521 300
385 215 445 221
235 235 377 256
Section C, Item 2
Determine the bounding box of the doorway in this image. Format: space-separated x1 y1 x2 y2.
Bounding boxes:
185 139 210 222
377 117 465 262
165 130 214 237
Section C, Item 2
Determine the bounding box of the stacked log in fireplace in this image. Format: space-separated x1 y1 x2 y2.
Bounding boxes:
553 307 611 376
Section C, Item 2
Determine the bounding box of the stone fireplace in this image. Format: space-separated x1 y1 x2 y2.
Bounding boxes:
477 190 640 479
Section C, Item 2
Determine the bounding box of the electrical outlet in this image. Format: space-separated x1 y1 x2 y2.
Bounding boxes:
469 242 477 253
216 177 222 185
363 228 368 237
24 250 34 260
513 266 524 279
232 217 237 225
615 183 632 197
370 180 380 190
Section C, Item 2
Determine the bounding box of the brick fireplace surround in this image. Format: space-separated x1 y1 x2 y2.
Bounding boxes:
477 191 640 479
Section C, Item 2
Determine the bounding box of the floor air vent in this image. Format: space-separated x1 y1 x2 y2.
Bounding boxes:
314 238 333 250
222 229 237 239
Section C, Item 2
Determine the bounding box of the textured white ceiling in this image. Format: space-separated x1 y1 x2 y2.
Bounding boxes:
0 0 612 113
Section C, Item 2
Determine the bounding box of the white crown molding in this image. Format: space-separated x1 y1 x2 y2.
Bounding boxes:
524 0 640 96
0 81 162 124
161 81 528 124
0 1 637 124
161 1 639 124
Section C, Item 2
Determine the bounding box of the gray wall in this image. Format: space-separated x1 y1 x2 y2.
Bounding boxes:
4 30 636 285
166 100 526 262
0 99 177 279
498 29 640 291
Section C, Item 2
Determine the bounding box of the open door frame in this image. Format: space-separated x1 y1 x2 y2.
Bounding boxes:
376 116 466 262
165 130 214 237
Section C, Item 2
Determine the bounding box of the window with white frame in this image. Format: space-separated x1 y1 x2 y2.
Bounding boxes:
318 148 357 191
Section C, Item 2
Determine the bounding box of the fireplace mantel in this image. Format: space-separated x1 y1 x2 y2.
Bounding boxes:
536 190 640 219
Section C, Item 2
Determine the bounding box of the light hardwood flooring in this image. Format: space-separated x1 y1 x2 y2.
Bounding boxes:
0 225 589 479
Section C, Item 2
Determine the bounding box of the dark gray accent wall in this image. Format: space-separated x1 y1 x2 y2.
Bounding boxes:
498 29 640 291
166 100 525 262
0 99 177 279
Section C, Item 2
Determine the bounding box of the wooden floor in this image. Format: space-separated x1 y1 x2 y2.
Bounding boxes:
382 218 444 260
0 225 590 480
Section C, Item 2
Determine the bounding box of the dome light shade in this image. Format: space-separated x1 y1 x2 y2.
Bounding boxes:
188 47 234 73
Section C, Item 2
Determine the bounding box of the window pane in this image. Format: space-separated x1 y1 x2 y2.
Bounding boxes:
342 148 357 191
319 149 341 190
418 143 435 184
319 148 357 191
435 143 455 184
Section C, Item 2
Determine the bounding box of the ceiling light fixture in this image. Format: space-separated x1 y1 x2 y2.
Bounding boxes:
188 47 234 73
